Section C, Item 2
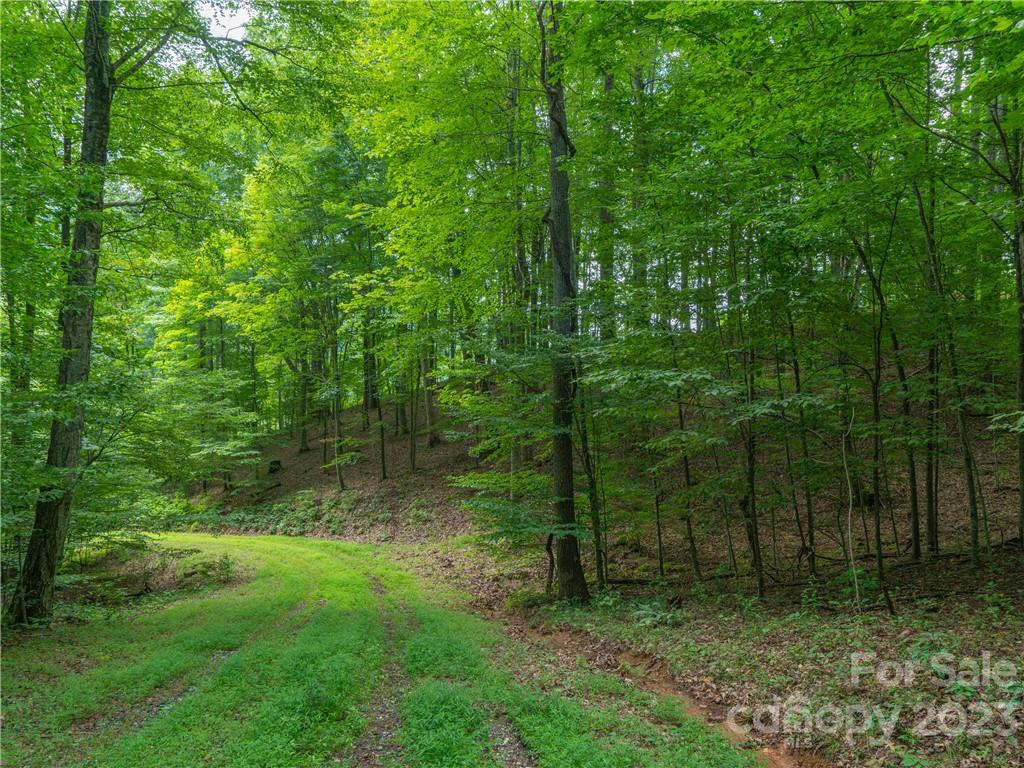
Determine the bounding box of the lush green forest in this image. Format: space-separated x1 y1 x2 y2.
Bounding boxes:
2 2 1023 767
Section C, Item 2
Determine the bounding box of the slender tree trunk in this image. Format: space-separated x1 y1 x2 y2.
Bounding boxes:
575 396 606 589
277 362 284 432
731 226 764 597
537 0 588 601
249 341 258 414
198 320 207 371
870 345 887 593
420 349 440 448
925 343 940 554
673 397 703 581
681 455 703 581
377 394 387 481
653 476 665 579
298 353 310 453
914 183 981 563
767 323 806 573
332 387 346 489
887 326 921 560
362 316 377 431
321 395 329 472
711 445 739 576
855 234 921 561
596 72 615 341
9 0 113 623
397 379 408 435
218 317 226 369
408 363 419 472
1015 216 1024 551
743 427 765 598
628 68 648 331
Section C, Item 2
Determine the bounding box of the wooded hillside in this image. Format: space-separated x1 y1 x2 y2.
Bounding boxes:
3 0 1023 620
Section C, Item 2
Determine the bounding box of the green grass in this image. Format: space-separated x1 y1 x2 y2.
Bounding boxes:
3 534 763 768
540 586 1024 767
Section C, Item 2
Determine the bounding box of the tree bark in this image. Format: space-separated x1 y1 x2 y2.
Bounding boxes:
8 0 113 623
596 72 615 340
1015 217 1024 550
298 351 310 453
925 343 940 554
537 0 588 601
420 347 440 448
914 182 982 563
362 316 378 431
408 362 419 472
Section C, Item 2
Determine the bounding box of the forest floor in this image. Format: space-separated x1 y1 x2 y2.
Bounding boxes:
2 534 769 768
6 419 1023 768
399 537 1023 768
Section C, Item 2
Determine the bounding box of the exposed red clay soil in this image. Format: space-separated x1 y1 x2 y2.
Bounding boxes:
498 614 825 768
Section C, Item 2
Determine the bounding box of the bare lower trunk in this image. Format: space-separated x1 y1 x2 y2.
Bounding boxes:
711 446 739 576
743 427 765 598
362 318 377 431
914 182 981 563
925 344 940 554
575 397 606 589
330 307 346 489
408 364 419 472
653 478 665 579
298 354 310 453
596 72 615 341
420 352 440 448
682 456 702 581
1016 219 1024 550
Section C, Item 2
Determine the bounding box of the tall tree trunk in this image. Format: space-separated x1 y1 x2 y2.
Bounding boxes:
925 343 940 554
377 391 387 482
420 347 440 448
681 455 703 581
914 182 981 563
854 233 920 561
596 72 615 341
730 224 763 596
276 362 284 432
537 0 588 601
396 377 408 435
743 425 765 598
628 68 648 331
1014 214 1024 551
408 363 419 472
711 446 739 576
575 394 606 589
321 395 329 472
249 341 258 414
870 332 890 607
332 385 346 490
218 316 226 369
8 0 113 623
362 316 377 431
298 352 310 453
653 475 665 579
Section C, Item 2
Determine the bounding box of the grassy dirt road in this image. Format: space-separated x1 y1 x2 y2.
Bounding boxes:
2 534 766 768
